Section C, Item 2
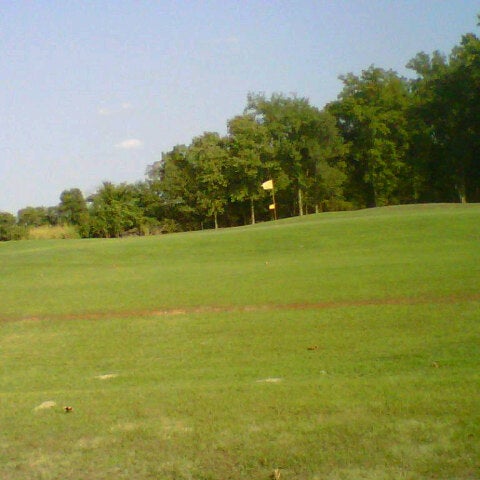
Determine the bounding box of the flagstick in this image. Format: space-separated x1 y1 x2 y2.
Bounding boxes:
272 182 277 220
261 179 277 221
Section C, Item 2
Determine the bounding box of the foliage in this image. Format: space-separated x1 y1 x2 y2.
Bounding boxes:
58 188 89 226
406 29 480 203
227 114 272 224
247 93 346 216
146 144 200 229
17 206 50 227
87 182 145 238
188 132 230 229
0 212 16 241
0 212 28 241
328 67 411 207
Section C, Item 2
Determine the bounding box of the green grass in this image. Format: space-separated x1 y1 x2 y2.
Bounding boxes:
0 204 479 479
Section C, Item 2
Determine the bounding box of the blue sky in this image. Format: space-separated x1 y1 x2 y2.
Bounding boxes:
1 1 478 214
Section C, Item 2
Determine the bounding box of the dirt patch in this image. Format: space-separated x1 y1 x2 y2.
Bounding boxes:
3 293 479 324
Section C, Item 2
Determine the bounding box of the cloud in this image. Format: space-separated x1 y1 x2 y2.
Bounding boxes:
225 36 240 45
115 138 143 149
98 103 134 116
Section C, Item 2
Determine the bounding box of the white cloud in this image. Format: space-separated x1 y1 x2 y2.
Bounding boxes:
98 103 134 116
115 138 143 149
225 36 240 45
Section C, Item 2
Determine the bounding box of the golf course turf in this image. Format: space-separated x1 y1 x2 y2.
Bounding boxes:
1 204 479 479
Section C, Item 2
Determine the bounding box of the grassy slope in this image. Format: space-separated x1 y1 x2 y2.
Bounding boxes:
0 204 479 479
0 203 478 318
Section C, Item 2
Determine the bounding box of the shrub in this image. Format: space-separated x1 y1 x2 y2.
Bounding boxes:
0 225 28 241
320 199 356 212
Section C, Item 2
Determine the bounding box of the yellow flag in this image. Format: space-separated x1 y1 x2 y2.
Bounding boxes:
269 203 276 210
262 179 273 190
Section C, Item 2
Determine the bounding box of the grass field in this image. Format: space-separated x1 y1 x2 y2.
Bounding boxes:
0 204 479 479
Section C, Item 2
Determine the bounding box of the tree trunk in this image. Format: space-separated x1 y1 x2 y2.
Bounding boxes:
214 211 218 229
298 188 304 216
456 183 467 203
366 182 377 208
250 197 255 225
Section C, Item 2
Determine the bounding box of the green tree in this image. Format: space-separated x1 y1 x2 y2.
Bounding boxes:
45 206 60 226
187 132 229 229
147 144 199 229
328 67 411 207
58 188 88 225
17 206 49 227
246 93 345 216
0 212 16 240
407 22 480 202
310 160 348 212
227 114 272 224
88 182 145 238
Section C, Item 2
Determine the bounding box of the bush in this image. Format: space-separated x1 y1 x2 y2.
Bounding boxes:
320 199 356 212
138 218 183 236
0 225 28 241
159 218 183 234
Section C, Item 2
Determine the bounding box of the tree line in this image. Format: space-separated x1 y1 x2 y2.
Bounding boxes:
1 17 478 240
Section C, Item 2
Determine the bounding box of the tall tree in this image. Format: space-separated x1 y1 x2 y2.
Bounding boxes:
0 212 16 241
246 93 345 216
58 188 89 226
407 23 480 202
147 144 199 229
88 182 144 238
328 67 411 207
227 114 272 224
17 206 49 227
187 132 229 229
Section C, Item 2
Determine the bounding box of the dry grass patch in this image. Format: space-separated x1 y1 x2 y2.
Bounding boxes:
33 401 57 411
95 373 118 380
27 225 80 240
256 377 283 383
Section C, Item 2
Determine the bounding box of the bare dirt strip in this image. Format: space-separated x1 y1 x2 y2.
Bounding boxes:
1 293 479 324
